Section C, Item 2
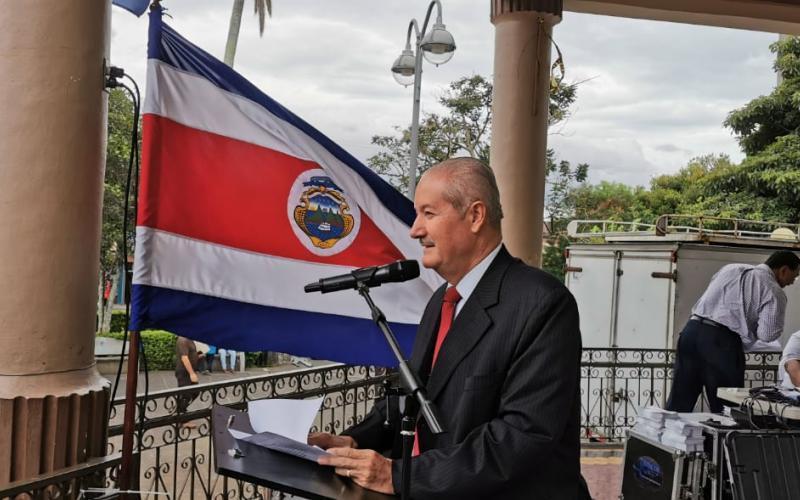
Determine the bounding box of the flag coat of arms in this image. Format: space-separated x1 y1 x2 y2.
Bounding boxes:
130 7 441 366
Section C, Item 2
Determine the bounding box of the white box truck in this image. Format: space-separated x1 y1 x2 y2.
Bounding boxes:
565 217 800 349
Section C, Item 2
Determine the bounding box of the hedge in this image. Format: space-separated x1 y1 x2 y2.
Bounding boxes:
98 329 271 370
109 310 128 333
100 330 176 371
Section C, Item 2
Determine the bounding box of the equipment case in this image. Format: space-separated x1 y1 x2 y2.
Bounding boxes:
620 430 705 500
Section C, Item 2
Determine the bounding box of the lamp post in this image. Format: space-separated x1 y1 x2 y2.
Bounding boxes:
391 1 456 197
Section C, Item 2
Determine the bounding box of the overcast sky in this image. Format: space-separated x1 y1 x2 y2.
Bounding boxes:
110 0 779 188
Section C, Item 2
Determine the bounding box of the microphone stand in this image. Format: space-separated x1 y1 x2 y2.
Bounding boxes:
355 282 444 500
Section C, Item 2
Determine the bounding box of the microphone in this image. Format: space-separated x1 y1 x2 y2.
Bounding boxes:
304 260 420 294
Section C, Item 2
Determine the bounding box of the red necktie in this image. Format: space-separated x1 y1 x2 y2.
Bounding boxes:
413 286 461 456
431 286 462 366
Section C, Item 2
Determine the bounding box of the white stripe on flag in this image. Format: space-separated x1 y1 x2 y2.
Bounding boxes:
133 227 429 324
143 60 442 292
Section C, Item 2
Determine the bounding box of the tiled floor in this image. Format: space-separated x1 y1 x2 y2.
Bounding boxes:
582 456 623 500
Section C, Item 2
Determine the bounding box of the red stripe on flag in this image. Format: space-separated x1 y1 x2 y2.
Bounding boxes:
138 115 405 267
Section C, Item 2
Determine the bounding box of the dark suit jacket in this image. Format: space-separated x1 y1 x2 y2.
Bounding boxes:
344 247 590 499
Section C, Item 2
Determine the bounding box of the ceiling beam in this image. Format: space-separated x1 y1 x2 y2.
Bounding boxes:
564 0 800 34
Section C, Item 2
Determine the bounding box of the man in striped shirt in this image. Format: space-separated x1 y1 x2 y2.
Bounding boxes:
666 250 800 412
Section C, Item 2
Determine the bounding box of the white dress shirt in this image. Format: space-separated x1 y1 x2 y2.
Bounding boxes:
451 244 503 318
779 331 800 389
692 263 787 349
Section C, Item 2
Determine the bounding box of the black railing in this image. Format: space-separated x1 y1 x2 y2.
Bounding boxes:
0 349 782 498
0 363 392 500
581 348 781 441
0 453 121 499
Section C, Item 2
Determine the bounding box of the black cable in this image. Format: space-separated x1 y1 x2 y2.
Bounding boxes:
108 80 138 409
121 72 149 458
104 68 150 465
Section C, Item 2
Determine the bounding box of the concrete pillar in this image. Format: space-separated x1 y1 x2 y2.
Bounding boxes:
490 0 562 267
0 0 110 484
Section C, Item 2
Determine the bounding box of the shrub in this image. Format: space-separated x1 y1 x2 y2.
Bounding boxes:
96 330 272 371
109 310 128 333
246 352 262 366
99 329 177 371
140 330 178 371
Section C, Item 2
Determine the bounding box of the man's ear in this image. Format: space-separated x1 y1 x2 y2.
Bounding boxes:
468 201 487 233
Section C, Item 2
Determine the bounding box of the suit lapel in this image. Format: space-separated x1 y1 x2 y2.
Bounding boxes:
426 247 513 401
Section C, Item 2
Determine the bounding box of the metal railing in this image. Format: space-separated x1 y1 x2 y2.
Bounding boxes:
581 348 781 441
0 349 782 498
0 363 392 500
566 215 800 245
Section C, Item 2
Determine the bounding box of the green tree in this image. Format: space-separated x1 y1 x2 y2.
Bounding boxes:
714 35 800 223
368 74 582 195
368 75 493 192
725 36 800 156
544 151 588 234
642 154 734 219
568 181 648 224
98 89 138 332
564 154 740 232
224 0 272 67
368 74 587 281
699 137 800 222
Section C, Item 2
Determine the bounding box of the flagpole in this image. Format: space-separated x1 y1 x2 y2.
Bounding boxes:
118 329 140 494
117 0 156 491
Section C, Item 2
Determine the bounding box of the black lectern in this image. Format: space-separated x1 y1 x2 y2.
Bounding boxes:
212 405 394 500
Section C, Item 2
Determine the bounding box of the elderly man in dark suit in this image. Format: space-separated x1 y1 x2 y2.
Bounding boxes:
310 158 589 499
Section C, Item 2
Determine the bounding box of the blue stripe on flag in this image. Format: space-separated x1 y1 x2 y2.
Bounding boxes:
146 7 414 227
130 285 416 368
113 0 149 16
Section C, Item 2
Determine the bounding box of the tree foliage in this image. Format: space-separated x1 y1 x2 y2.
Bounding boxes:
545 151 588 234
98 88 138 330
102 89 137 279
711 35 800 223
566 38 800 229
368 75 493 193
368 74 588 281
568 142 800 232
564 153 768 227
368 74 582 196
725 37 800 156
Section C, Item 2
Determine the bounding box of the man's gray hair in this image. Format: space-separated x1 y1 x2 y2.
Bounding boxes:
426 157 504 229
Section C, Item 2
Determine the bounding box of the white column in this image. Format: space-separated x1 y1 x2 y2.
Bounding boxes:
490 0 562 266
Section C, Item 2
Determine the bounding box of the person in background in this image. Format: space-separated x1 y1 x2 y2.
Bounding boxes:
667 250 800 412
219 348 237 374
175 336 201 428
203 345 217 374
779 331 800 389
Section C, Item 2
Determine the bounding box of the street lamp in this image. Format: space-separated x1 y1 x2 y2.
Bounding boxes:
390 1 456 197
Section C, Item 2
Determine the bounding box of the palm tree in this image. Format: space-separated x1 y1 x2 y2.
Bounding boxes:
224 0 272 67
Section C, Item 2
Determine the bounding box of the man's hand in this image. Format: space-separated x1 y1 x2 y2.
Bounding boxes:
307 432 357 450
318 447 394 495
189 372 199 383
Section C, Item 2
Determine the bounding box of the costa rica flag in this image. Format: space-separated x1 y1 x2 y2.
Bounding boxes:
129 6 440 367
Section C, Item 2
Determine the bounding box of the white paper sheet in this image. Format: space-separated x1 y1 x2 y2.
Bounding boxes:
227 398 330 462
247 397 324 443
